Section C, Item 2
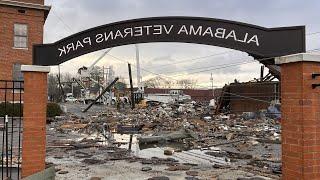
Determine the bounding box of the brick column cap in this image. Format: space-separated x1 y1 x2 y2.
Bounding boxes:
275 53 320 65
21 65 50 73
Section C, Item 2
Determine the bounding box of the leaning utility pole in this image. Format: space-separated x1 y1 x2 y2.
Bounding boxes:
127 63 135 151
82 77 119 112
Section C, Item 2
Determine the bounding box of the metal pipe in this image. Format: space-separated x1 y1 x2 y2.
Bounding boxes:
2 115 5 180
17 81 22 179
5 115 9 178
4 81 8 179
10 82 14 178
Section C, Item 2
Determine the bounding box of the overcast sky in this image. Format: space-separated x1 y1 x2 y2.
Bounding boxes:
44 0 320 88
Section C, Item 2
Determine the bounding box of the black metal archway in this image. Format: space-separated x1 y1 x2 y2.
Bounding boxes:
33 16 305 66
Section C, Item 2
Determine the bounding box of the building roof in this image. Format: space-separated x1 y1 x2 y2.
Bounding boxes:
0 0 51 19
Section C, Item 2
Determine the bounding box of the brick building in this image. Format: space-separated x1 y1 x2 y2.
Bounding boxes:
0 0 50 80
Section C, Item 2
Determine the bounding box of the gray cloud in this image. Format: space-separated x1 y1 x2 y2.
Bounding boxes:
44 0 320 87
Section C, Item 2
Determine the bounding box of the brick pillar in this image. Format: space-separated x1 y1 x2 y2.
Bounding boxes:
21 65 50 178
276 53 320 180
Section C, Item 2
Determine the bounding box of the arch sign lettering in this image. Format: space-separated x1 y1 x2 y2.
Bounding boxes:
33 17 305 65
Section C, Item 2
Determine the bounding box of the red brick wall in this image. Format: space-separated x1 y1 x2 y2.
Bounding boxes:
228 81 280 113
281 61 320 179
0 4 45 80
22 71 48 178
0 1 47 177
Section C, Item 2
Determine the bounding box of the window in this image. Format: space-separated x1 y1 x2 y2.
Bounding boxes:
14 24 28 48
13 63 23 81
12 63 24 91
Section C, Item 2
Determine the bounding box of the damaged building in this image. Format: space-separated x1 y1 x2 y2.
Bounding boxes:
215 81 280 114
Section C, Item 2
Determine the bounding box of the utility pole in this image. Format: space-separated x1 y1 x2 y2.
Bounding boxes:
57 65 65 101
135 44 143 92
71 83 74 95
210 73 214 97
260 65 264 82
128 63 135 109
102 66 105 86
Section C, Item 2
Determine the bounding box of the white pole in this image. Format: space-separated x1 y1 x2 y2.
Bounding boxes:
71 83 74 95
210 73 214 97
135 44 141 85
135 44 143 92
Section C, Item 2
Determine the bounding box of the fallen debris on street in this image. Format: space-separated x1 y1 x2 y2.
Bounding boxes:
46 102 281 179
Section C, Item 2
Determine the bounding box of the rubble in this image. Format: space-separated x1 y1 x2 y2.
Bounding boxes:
165 164 191 171
89 177 102 180
58 171 69 174
141 166 152 171
47 102 282 179
138 129 196 144
163 148 174 155
148 176 170 180
186 170 199 176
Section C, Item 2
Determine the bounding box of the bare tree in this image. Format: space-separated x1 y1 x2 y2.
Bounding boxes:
62 73 73 82
163 79 174 88
177 78 197 89
48 74 60 102
48 73 83 102
143 76 174 88
90 66 103 79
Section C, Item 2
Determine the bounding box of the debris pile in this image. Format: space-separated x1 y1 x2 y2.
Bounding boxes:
47 102 282 179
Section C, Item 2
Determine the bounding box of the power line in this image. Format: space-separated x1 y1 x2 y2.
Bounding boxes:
148 50 234 69
106 53 264 92
157 47 320 77
106 54 164 77
308 48 320 52
106 53 204 88
108 47 320 82
51 10 73 33
82 46 320 87
163 59 253 75
106 46 320 80
172 47 320 89
145 30 320 70
171 61 255 77
136 43 320 76
307 31 320 36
